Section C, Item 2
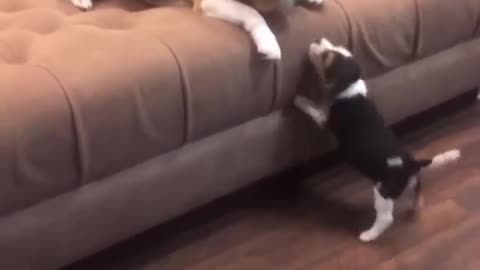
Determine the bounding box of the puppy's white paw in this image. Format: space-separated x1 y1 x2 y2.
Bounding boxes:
294 96 310 107
359 230 378 243
71 0 93 11
251 25 281 60
308 0 325 5
295 96 327 125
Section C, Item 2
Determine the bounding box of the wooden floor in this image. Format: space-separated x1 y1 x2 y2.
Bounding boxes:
68 94 480 270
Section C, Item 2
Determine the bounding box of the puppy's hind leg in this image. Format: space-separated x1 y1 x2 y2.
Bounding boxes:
405 176 424 211
200 0 281 60
359 185 394 242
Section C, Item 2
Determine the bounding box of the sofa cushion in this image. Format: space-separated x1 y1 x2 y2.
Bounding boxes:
0 0 478 214
334 0 480 77
0 65 79 215
0 0 348 188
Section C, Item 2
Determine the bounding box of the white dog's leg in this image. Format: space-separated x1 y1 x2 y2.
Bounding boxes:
294 96 328 126
359 186 394 242
307 0 325 5
201 0 281 60
71 0 93 10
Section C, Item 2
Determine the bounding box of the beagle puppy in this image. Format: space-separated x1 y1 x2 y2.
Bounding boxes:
70 0 325 60
295 38 461 242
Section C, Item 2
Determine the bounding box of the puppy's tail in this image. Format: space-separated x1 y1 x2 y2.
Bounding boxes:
418 148 461 169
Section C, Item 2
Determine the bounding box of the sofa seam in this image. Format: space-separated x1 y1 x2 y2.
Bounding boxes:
31 64 85 186
159 41 192 144
270 61 281 111
474 12 480 37
331 0 354 48
412 0 421 60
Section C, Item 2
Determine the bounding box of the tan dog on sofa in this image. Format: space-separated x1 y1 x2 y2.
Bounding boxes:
70 0 325 60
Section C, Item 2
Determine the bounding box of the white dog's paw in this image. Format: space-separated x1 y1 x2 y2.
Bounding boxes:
308 0 325 5
359 230 378 243
71 0 93 11
251 25 281 60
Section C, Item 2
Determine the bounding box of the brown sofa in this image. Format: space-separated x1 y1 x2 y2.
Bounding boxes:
0 0 479 268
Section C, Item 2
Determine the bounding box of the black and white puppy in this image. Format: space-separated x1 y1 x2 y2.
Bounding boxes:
295 38 461 242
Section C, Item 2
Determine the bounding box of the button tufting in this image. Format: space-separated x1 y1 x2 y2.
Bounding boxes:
5 10 63 35
0 1 26 13
0 32 34 64
70 10 136 31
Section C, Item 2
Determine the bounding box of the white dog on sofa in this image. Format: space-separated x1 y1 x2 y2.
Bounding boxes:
70 0 325 60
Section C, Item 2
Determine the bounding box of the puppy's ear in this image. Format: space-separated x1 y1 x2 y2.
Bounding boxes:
327 56 362 94
308 51 336 79
322 51 337 71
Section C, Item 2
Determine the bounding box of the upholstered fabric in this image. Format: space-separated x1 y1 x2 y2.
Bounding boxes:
0 0 479 268
0 0 347 215
333 0 480 76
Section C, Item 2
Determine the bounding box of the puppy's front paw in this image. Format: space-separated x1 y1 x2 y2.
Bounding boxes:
294 96 310 107
71 0 93 11
359 230 378 243
251 25 281 60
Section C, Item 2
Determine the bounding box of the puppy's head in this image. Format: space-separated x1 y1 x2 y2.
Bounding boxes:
307 38 361 99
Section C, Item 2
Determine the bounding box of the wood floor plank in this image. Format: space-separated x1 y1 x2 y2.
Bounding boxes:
182 223 318 270
149 211 287 270
453 178 480 212
298 200 468 270
373 216 480 270
68 99 480 270
420 141 480 209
